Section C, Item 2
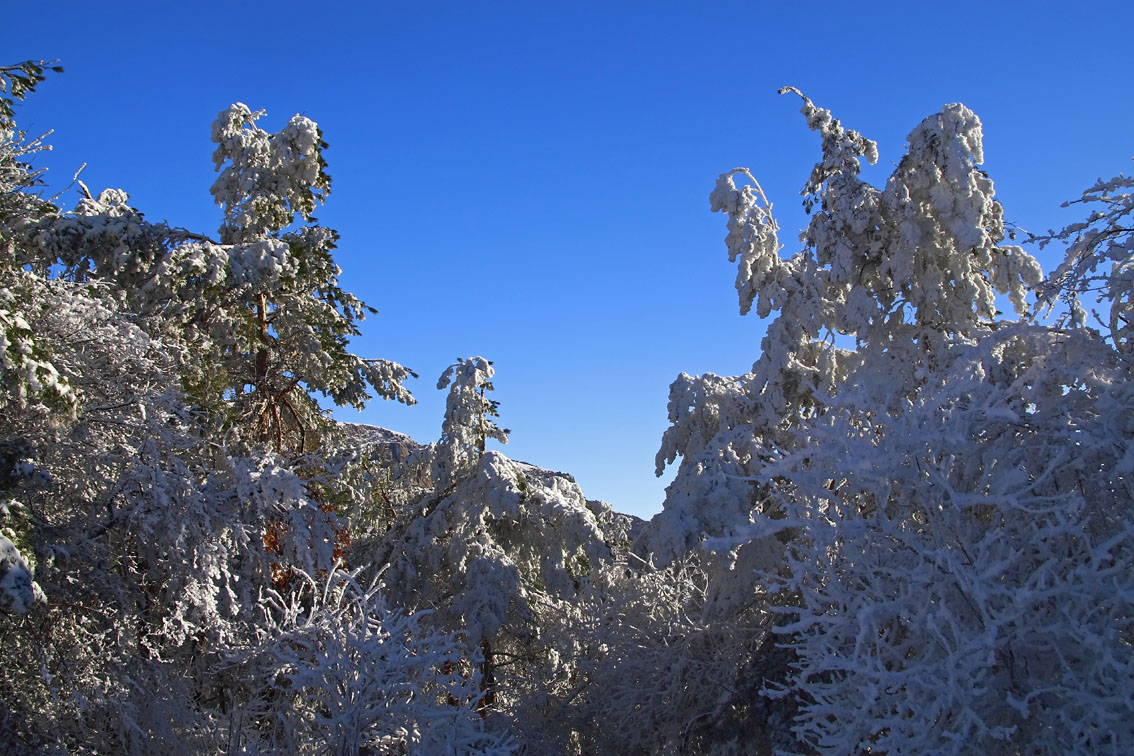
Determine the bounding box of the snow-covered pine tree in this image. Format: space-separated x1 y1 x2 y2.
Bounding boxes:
208 104 416 452
361 358 640 748
26 103 416 454
641 88 1042 564
433 356 510 487
644 89 1130 754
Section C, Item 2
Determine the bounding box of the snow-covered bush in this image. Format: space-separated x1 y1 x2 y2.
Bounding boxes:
225 567 516 755
760 323 1132 754
541 550 791 756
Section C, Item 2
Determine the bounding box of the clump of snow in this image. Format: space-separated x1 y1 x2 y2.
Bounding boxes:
0 534 45 614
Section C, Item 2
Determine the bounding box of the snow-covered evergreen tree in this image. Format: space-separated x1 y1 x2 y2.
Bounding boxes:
26 103 416 454
642 89 1043 565
357 360 645 750
641 89 1130 754
433 356 509 487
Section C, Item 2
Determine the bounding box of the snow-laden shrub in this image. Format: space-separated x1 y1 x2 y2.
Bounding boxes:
760 324 1132 754
225 567 516 755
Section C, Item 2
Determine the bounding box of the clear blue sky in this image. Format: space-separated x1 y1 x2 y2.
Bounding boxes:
10 2 1133 518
